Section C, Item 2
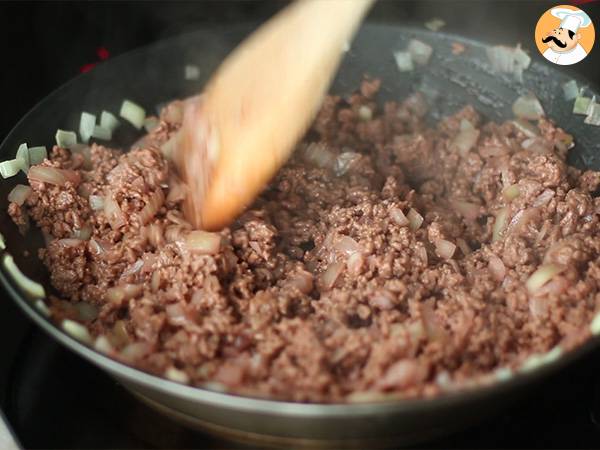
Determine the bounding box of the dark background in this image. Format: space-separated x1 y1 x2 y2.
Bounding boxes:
1 1 600 449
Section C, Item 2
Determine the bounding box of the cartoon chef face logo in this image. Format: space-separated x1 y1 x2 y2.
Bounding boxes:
535 5 595 65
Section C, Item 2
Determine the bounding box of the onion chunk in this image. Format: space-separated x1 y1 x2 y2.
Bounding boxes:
119 99 146 129
184 230 221 254
526 264 565 293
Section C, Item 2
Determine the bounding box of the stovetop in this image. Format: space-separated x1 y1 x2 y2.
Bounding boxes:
1 1 600 448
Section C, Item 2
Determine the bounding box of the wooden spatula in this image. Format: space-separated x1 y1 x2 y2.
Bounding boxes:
175 0 374 231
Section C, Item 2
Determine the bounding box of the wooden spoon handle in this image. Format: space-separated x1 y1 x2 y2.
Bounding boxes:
178 0 374 230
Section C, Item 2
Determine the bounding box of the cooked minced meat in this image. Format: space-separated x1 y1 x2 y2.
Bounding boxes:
9 79 600 402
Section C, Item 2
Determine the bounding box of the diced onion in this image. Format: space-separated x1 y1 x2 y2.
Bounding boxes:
492 207 508 242
488 255 506 281
321 261 344 290
91 125 112 141
62 319 92 344
347 252 364 275
526 264 565 293
0 159 23 178
512 119 539 138
334 235 361 256
584 102 600 126
394 50 414 72
334 151 361 176
573 96 591 115
119 99 146 129
143 117 159 133
286 270 314 295
451 122 479 156
161 101 184 125
104 194 126 229
503 184 520 201
55 129 77 148
100 110 120 132
16 143 29 173
137 188 164 225
28 146 47 165
3 254 45 298
424 18 445 31
94 335 114 354
486 44 531 81
79 111 96 143
521 137 551 154
8 184 32 205
358 105 372 121
166 367 190 384
184 230 221 254
512 93 545 120
89 195 105 211
35 299 51 317
435 239 456 259
407 208 423 230
562 80 579 101
390 207 409 226
184 64 200 80
160 131 180 161
408 39 433 65
303 142 336 169
532 189 554 207
28 166 80 186
105 283 143 304
71 226 92 240
121 342 152 360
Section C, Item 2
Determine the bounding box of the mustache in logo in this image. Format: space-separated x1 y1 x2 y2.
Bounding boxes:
542 35 567 48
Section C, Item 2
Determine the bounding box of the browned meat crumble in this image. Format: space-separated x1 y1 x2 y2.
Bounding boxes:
9 80 600 403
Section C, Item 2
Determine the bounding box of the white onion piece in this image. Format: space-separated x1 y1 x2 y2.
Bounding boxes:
321 261 344 290
286 270 314 294
562 80 579 101
512 119 539 138
55 129 77 148
16 143 29 173
91 124 112 141
104 195 126 229
28 166 79 186
100 110 120 132
79 111 96 143
358 105 372 121
394 50 414 72
28 146 47 165
334 151 361 176
71 226 92 240
573 96 592 115
512 94 545 120
105 283 143 304
3 254 45 299
119 99 146 129
165 367 190 384
503 184 520 201
143 117 159 133
486 44 530 81
94 335 114 354
488 255 506 281
390 207 409 226
8 184 32 205
303 142 336 169
62 319 92 344
532 189 554 207
0 159 22 178
89 195 105 211
407 208 423 231
526 264 565 293
160 131 180 161
138 189 164 226
435 239 456 259
161 101 184 125
451 121 479 156
122 259 144 277
184 64 200 80
121 342 152 360
184 230 221 254
492 207 508 242
408 39 433 65
452 200 480 221
334 235 361 256
521 137 551 154
347 252 364 275
585 102 600 126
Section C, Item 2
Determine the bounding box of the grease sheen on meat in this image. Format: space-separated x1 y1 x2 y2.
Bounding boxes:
9 80 600 402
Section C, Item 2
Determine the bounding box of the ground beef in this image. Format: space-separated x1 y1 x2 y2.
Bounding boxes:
10 79 600 403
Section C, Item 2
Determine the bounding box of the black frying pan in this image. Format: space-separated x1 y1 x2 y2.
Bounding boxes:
1 23 600 448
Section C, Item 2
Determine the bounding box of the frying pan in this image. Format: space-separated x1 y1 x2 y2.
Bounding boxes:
1 23 600 448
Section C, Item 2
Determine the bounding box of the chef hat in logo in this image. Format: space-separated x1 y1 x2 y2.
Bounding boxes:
551 7 592 33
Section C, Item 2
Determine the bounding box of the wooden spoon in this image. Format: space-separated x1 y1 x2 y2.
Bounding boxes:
176 0 374 231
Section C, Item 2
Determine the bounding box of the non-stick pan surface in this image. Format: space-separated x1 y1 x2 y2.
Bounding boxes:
1 23 600 447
